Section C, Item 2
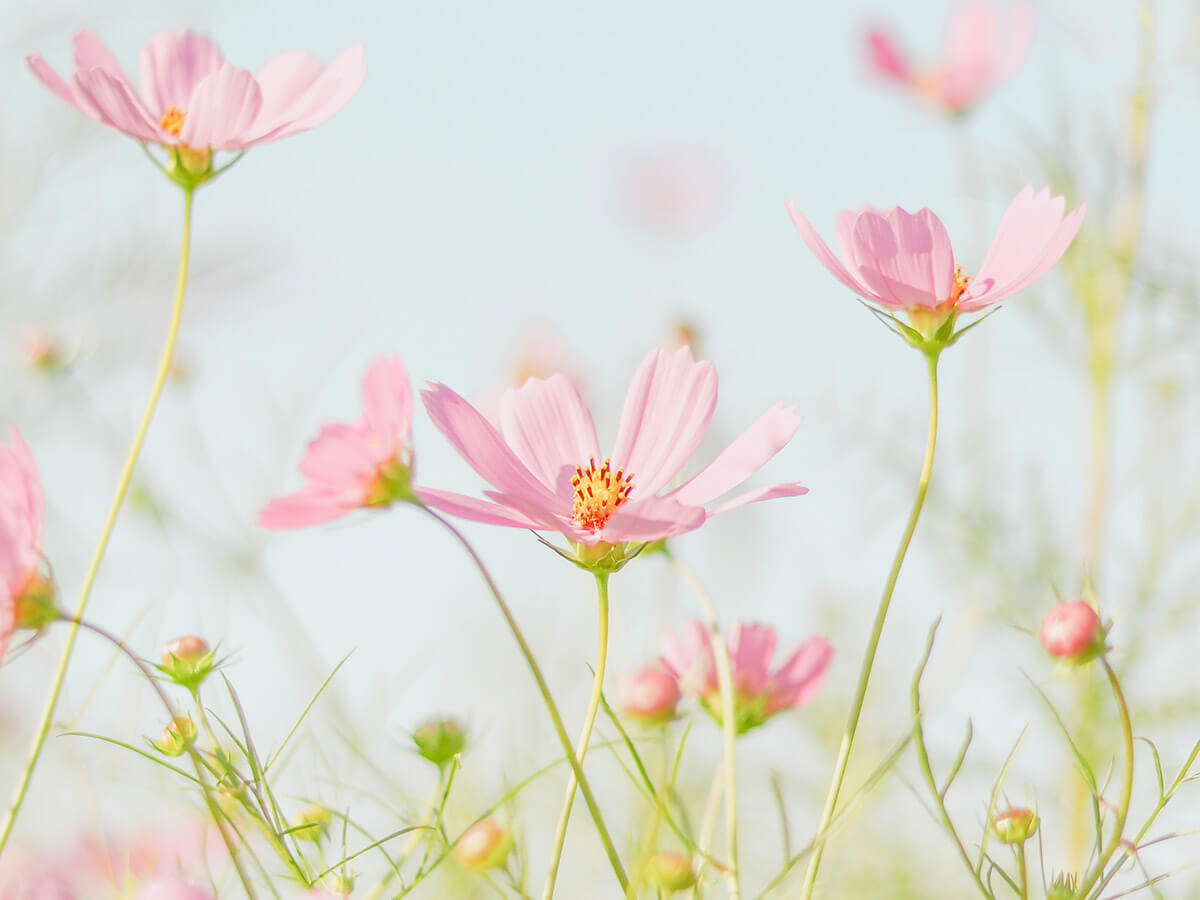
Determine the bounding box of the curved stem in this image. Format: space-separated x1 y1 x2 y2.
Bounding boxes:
416 507 627 893
542 572 612 900
1074 659 1134 900
798 350 941 900
0 187 194 856
60 616 258 897
666 552 739 898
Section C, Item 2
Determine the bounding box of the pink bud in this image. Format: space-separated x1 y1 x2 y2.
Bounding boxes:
161 635 210 668
454 818 513 871
620 664 680 725
1040 600 1104 662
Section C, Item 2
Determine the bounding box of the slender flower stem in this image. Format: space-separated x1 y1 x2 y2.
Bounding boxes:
1074 659 1134 900
0 187 194 856
666 552 740 899
59 616 259 898
542 572 613 900
1017 844 1028 900
417 507 628 892
690 770 725 899
798 350 941 900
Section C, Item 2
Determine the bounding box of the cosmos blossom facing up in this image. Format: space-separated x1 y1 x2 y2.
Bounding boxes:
419 345 807 552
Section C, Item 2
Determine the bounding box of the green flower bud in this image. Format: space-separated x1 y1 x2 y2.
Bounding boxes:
647 852 697 893
455 818 513 871
412 718 466 768
1046 872 1079 900
152 715 196 757
291 804 331 843
991 807 1038 844
157 635 217 691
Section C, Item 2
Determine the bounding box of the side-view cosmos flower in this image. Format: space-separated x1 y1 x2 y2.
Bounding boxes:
660 621 832 734
419 345 807 568
0 428 49 662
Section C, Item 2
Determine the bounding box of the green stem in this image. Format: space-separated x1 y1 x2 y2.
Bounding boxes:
418 507 627 892
1017 844 1028 900
1074 659 1134 900
542 572 613 900
798 350 941 900
0 187 194 856
666 553 739 899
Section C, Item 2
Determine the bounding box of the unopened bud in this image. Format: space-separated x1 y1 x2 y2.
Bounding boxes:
620 665 680 725
412 718 466 768
1040 600 1105 664
152 715 196 757
1046 872 1079 900
991 807 1038 844
324 874 354 897
158 635 215 690
13 574 57 632
647 852 697 893
455 818 513 871
290 804 331 843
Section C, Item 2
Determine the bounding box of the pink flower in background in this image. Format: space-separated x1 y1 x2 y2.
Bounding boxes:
420 345 806 551
615 146 734 237
787 186 1084 321
660 621 831 733
260 355 422 529
864 1 1035 113
133 878 211 900
620 663 681 724
27 29 364 151
0 429 46 661
1040 599 1106 663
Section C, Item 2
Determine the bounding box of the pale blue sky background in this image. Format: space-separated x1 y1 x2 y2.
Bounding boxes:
2 0 1199 895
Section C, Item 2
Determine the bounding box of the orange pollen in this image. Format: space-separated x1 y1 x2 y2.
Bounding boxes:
570 456 635 532
949 264 970 304
159 106 186 136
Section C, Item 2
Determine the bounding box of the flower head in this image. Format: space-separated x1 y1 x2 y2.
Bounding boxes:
412 718 467 768
0 428 47 662
1040 599 1106 664
259 355 419 529
865 1 1035 114
991 806 1038 844
646 852 698 893
660 621 831 734
788 186 1084 345
27 29 364 185
420 346 806 568
620 663 681 725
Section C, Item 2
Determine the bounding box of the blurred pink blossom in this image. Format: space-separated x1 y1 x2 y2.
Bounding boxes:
0 429 45 661
260 355 417 528
864 1 1035 113
660 621 831 733
133 878 212 900
27 28 364 151
420 345 806 548
615 146 734 237
1040 599 1105 662
620 663 681 724
787 186 1084 319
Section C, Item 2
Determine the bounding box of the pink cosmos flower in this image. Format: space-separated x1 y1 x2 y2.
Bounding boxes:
660 621 831 733
26 29 364 152
0 429 46 661
787 186 1084 322
419 346 806 552
864 1 1035 113
260 355 423 529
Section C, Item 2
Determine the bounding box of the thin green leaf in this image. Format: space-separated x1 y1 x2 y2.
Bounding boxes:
265 651 353 773
976 720 1031 875
61 731 201 786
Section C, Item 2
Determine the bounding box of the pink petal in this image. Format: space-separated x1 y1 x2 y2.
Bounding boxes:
727 622 775 697
660 621 717 695
786 201 887 304
421 383 563 512
178 63 262 149
257 487 354 530
296 423 377 489
766 637 832 713
413 487 544 529
70 68 163 142
849 207 955 309
598 495 705 544
25 53 76 106
0 595 13 663
669 403 802 508
0 429 45 596
998 3 1036 79
247 43 365 142
137 29 224 115
864 27 909 81
73 28 130 82
360 354 413 458
707 481 809 516
499 374 600 493
610 346 717 496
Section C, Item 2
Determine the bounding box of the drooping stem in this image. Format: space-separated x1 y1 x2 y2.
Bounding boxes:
1073 659 1134 900
0 187 194 856
798 349 941 900
666 552 740 899
417 507 627 893
59 615 259 898
542 572 613 900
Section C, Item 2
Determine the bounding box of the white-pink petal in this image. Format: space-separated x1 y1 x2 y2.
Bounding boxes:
499 374 600 493
179 64 262 149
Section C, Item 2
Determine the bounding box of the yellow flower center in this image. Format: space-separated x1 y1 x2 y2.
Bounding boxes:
949 264 970 305
160 105 186 136
571 457 634 532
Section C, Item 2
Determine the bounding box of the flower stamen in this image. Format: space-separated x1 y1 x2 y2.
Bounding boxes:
571 456 634 532
159 105 185 137
949 264 970 305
